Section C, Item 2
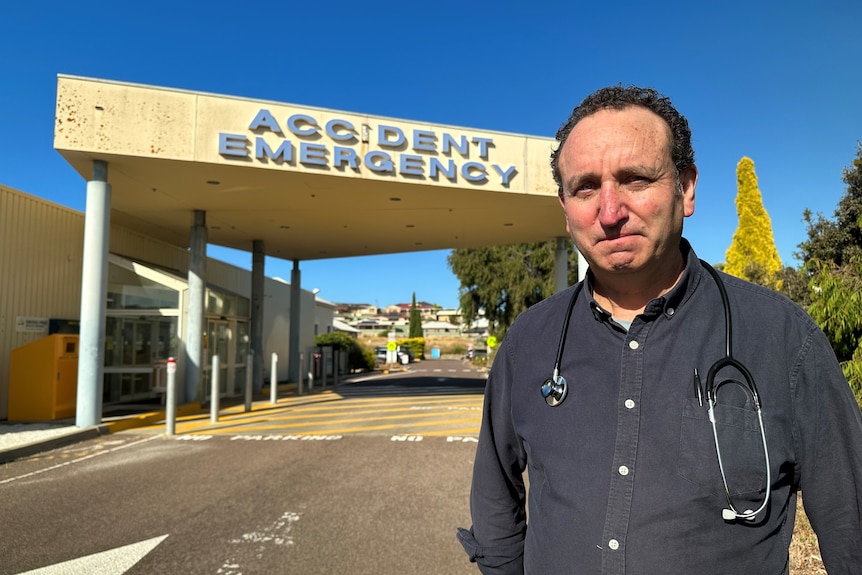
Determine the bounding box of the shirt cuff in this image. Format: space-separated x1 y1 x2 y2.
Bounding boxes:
456 527 524 574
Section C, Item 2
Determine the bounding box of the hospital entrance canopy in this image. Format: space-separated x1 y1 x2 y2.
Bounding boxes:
54 76 565 261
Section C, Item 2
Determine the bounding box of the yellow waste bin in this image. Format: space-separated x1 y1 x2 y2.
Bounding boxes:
8 334 79 421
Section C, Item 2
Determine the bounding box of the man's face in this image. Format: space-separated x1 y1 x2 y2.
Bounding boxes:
556 106 696 280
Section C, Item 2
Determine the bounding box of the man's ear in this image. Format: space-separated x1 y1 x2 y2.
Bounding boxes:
680 166 697 217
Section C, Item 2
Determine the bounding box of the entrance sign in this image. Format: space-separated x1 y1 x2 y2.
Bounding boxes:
219 109 519 187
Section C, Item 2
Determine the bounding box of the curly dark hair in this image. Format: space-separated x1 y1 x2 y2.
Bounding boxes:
550 85 695 195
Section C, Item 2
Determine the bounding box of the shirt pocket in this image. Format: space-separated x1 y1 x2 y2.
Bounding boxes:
677 395 767 496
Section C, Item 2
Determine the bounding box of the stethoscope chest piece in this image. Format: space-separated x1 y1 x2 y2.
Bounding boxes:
541 374 568 406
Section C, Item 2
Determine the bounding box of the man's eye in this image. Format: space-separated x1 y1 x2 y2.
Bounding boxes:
624 175 651 188
571 182 596 195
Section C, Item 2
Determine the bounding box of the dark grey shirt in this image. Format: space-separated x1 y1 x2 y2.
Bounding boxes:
459 241 862 574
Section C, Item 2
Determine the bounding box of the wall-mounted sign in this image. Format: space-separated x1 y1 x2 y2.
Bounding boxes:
218 109 519 187
16 316 50 334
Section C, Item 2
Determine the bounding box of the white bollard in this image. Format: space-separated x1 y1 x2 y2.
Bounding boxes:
244 350 253 412
166 357 177 436
210 355 220 423
270 352 278 404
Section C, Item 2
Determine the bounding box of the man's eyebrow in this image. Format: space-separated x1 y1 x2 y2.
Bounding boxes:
563 164 664 188
618 164 663 176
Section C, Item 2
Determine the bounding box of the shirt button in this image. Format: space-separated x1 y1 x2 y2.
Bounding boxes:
608 539 620 550
625 399 635 409
667 307 675 316
618 465 630 476
628 340 639 350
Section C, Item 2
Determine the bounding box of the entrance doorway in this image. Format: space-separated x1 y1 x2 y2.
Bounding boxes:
104 315 178 403
204 318 249 400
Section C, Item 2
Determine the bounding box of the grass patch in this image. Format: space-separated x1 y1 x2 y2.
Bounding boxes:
790 495 826 574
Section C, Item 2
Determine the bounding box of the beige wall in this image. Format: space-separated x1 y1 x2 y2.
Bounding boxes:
0 186 84 418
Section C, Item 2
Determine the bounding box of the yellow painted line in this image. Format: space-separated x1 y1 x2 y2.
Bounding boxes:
221 393 481 414
207 403 480 424
171 408 482 434
133 406 482 434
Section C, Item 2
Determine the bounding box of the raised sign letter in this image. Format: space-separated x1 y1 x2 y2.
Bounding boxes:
288 114 319 137
378 125 405 148
219 133 249 157
248 109 283 134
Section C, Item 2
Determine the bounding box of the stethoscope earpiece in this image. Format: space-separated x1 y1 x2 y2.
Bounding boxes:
541 375 568 406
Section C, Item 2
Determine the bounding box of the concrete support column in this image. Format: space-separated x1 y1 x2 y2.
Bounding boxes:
184 210 207 404
554 237 569 294
578 250 588 283
289 260 301 383
76 160 111 428
251 240 265 394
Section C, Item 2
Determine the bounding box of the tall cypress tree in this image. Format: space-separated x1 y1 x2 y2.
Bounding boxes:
724 157 783 288
408 292 423 338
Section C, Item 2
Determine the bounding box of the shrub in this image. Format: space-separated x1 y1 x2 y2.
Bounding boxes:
315 332 375 372
396 337 426 360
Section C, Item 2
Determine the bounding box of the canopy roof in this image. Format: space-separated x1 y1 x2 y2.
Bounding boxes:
55 76 566 261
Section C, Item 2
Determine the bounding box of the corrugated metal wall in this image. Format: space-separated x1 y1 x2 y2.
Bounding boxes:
0 185 84 419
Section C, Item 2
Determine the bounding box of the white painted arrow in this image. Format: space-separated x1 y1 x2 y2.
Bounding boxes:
18 534 168 575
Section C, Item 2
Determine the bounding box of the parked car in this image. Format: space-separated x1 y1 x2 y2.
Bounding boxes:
466 348 487 360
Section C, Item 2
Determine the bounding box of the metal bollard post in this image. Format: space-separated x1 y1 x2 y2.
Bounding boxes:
166 357 177 436
270 352 278 404
321 351 327 390
244 350 253 412
211 355 220 423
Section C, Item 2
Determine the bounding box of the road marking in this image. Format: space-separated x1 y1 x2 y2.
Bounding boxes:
229 435 343 441
18 534 168 574
219 512 301 574
0 436 160 485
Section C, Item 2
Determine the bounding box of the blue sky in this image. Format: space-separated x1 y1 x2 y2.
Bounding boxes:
3 0 861 309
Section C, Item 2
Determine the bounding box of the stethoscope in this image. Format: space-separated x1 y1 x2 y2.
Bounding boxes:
540 259 771 522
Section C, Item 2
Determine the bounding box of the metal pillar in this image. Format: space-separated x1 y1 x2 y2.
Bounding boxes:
185 210 207 404
554 237 568 294
289 260 301 383
251 240 265 394
578 250 588 283
76 160 111 428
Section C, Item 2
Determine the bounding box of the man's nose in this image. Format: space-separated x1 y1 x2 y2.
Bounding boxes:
598 185 627 227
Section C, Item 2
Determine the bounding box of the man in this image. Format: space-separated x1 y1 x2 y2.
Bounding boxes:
457 86 862 574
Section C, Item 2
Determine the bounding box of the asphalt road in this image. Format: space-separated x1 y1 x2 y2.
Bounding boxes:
0 359 486 575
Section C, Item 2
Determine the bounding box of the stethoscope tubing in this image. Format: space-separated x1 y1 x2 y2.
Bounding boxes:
542 259 771 521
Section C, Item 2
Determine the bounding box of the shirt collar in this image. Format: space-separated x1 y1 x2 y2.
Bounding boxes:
584 238 703 324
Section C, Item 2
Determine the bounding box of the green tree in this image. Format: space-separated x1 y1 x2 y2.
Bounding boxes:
797 143 862 266
408 292 423 338
806 258 862 408
447 240 580 338
794 144 862 408
724 157 783 289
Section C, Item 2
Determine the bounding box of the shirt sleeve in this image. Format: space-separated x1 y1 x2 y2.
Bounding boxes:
793 326 862 573
457 334 528 574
